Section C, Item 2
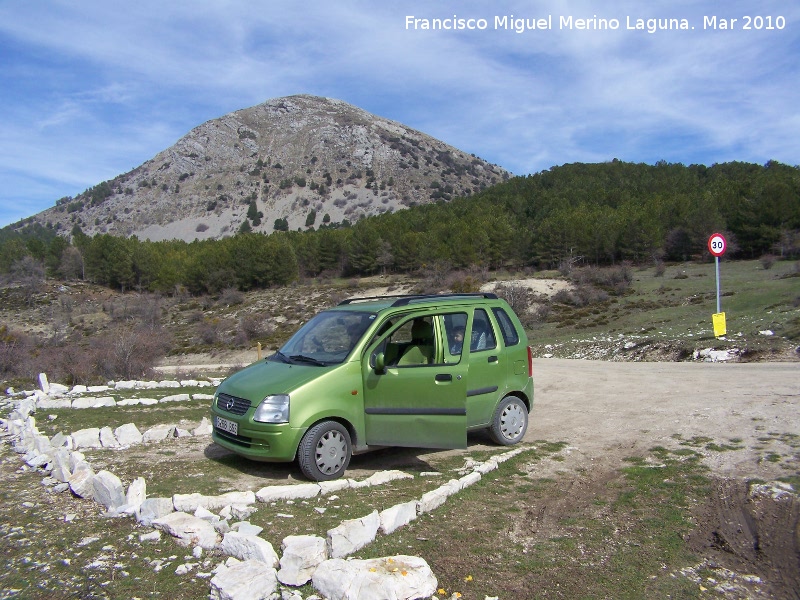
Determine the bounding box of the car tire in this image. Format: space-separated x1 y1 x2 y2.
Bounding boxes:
297 420 352 481
488 396 528 445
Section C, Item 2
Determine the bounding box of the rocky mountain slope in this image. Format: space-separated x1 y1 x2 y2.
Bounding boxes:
33 95 508 242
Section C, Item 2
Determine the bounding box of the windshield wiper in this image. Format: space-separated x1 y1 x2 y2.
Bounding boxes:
270 351 291 363
289 354 328 366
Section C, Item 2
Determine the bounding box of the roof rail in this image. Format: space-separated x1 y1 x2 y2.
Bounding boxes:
338 292 498 307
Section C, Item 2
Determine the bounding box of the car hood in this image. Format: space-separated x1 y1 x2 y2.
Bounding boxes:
217 360 326 401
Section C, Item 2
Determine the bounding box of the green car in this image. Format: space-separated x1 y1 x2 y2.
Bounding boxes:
211 293 533 481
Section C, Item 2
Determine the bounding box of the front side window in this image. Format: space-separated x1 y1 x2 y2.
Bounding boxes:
388 316 436 366
370 313 457 368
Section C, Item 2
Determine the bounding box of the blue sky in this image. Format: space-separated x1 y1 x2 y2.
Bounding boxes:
1 0 798 228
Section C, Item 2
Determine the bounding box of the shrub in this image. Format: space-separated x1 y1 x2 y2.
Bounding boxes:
197 318 224 345
0 325 32 381
760 254 777 270
218 287 245 306
552 285 609 308
235 315 275 346
90 325 171 381
494 282 532 316
8 323 171 385
569 265 632 294
448 274 480 294
530 303 552 324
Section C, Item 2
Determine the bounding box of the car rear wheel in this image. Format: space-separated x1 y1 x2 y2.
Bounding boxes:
298 420 352 481
489 396 528 445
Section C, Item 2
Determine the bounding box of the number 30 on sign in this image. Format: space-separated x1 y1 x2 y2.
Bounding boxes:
708 233 727 257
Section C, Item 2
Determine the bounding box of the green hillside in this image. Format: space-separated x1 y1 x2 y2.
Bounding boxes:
2 160 798 294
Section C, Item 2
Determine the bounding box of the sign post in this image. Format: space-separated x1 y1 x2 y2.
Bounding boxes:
708 233 727 337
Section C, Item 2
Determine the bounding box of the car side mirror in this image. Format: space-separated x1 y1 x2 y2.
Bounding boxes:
374 352 386 374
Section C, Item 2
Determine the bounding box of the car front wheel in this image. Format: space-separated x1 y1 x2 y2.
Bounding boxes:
297 420 352 481
489 396 528 445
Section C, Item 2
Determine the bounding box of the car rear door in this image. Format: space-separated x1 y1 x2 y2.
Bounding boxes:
464 307 503 428
362 312 468 448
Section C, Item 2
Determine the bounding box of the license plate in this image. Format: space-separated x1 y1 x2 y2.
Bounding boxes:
215 416 238 436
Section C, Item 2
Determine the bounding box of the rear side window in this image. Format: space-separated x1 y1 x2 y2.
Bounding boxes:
492 307 520 347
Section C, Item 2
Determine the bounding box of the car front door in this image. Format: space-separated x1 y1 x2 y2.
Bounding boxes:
362 312 468 448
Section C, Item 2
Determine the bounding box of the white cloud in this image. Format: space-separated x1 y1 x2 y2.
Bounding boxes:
0 0 798 227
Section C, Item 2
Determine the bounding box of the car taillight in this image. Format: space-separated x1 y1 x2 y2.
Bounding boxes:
527 346 533 377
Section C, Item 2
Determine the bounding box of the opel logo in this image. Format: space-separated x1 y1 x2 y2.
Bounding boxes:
225 398 235 411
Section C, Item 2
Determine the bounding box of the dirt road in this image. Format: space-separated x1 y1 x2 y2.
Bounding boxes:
528 359 799 480
514 359 800 599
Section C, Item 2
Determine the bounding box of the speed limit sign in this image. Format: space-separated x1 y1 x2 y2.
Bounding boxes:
708 233 727 257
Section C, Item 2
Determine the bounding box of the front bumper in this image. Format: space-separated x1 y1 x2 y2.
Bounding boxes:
210 411 305 462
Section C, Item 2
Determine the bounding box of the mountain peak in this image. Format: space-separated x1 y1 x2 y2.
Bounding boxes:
33 96 508 241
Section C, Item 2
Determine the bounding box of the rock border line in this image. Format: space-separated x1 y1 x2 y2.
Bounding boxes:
2 374 530 600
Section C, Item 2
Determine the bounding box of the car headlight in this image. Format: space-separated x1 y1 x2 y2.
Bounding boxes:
253 394 290 423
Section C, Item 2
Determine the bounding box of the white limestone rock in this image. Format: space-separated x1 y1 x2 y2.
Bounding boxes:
68 463 95 499
139 530 162 543
152 511 220 549
49 383 69 396
312 555 437 600
126 477 147 509
218 531 279 567
326 510 380 559
192 416 213 436
160 393 191 403
255 483 321 503
209 559 278 600
49 449 73 483
99 426 120 448
138 497 175 527
114 423 143 446
71 427 102 449
142 425 172 443
416 486 450 515
459 471 481 488
318 478 351 495
92 470 126 511
173 491 256 513
231 521 262 536
49 432 71 450
349 470 413 489
379 501 418 535
37 397 72 409
38 373 50 394
72 396 116 409
278 535 328 586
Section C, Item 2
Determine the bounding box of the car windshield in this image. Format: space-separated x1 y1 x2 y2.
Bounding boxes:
271 310 377 366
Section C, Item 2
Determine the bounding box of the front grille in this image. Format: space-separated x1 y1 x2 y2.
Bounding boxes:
213 428 253 448
216 393 251 416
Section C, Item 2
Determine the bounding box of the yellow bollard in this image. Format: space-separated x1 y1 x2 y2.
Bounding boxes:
712 312 726 338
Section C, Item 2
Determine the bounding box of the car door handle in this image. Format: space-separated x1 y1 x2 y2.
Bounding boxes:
488 356 498 363
435 373 453 382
